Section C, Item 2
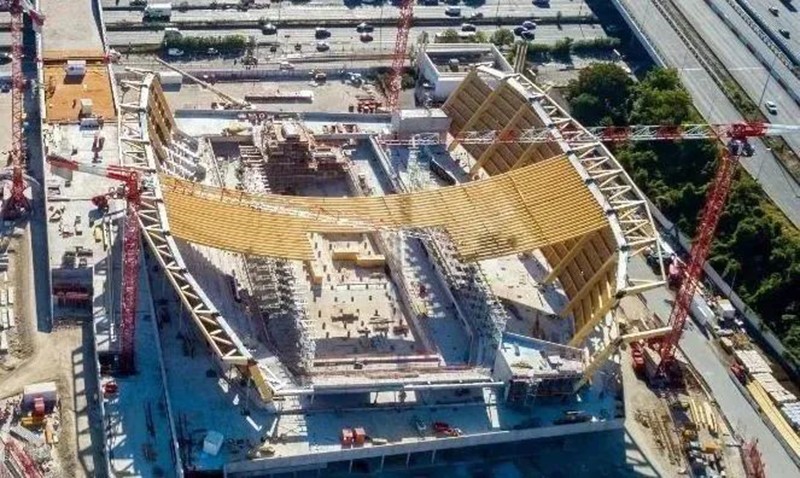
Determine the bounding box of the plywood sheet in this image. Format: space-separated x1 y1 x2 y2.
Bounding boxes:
160 156 608 262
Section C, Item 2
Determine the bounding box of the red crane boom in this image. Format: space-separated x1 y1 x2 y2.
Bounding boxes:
387 0 415 112
47 155 142 374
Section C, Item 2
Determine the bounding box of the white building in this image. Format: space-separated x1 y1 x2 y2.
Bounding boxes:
416 43 514 103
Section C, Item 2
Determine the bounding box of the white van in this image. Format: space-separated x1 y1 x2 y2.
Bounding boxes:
445 6 461 16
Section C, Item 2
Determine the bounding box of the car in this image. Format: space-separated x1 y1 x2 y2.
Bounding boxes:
316 41 330 51
206 47 218 55
262 23 277 35
778 28 790 39
356 22 374 32
445 5 461 16
461 23 476 32
765 100 778 114
522 20 537 30
294 43 303 51
768 6 779 16
513 26 526 36
269 44 278 52
533 0 550 5
521 30 536 40
469 12 484 20
279 61 295 70
0 52 11 65
167 48 184 57
315 27 331 39
360 32 373 42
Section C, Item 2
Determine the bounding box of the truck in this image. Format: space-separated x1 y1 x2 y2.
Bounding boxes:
144 3 172 20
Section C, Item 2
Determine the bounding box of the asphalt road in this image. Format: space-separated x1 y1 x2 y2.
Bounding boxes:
747 0 800 54
617 0 800 227
676 0 800 120
102 0 589 14
676 0 800 156
102 0 591 23
108 22 606 49
628 257 800 477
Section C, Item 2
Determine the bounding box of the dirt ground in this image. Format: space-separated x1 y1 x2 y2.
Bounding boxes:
0 226 98 478
44 62 116 123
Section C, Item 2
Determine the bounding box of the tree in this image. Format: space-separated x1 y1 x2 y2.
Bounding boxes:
630 68 694 124
565 62 632 125
491 28 515 47
437 29 461 43
472 31 489 44
551 37 573 61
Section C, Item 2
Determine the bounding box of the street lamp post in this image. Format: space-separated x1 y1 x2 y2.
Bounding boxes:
757 53 779 108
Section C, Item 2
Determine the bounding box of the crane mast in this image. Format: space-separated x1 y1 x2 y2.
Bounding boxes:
47 155 143 374
4 0 43 219
387 0 414 112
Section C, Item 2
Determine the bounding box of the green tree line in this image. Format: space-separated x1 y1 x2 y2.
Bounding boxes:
565 64 800 363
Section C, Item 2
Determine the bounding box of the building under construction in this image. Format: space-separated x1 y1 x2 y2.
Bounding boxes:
41 49 666 474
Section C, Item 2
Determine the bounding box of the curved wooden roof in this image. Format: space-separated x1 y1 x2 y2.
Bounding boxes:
160 156 608 262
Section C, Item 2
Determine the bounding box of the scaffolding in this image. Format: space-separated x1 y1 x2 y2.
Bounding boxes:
239 143 316 375
260 120 348 193
384 140 509 365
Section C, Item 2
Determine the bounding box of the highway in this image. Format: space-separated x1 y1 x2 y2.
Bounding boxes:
628 257 800 476
101 0 591 17
675 0 800 122
107 23 607 49
674 1 800 149
617 0 800 227
102 0 591 24
747 0 800 56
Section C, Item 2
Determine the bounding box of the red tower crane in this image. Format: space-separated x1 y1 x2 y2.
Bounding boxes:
47 155 143 375
3 0 44 219
387 0 415 112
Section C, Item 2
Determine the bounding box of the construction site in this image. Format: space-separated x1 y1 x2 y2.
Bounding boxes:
1 0 797 477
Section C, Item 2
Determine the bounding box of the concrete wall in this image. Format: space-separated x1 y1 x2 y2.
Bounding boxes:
609 0 666 67
225 418 624 475
418 43 514 102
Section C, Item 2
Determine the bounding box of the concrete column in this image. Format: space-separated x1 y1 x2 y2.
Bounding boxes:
348 459 353 473
380 454 385 472
406 452 411 467
431 449 437 464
